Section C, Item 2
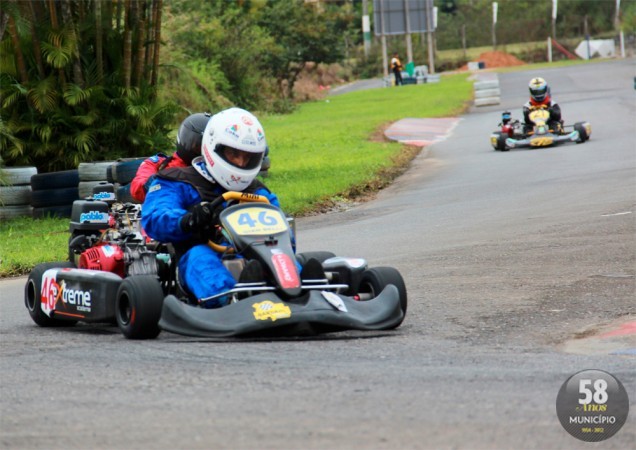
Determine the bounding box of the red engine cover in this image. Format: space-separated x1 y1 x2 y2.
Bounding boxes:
501 124 513 137
78 244 125 277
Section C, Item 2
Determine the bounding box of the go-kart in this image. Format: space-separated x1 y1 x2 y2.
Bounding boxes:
490 107 591 151
25 190 407 339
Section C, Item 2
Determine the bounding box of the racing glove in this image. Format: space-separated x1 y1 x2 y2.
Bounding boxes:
180 202 220 239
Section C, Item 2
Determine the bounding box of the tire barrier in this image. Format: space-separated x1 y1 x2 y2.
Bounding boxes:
78 161 115 181
111 158 145 185
110 158 146 204
30 169 80 219
473 75 501 107
115 183 136 204
78 161 115 199
0 166 37 220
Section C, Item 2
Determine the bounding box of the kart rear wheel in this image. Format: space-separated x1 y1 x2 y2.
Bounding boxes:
25 262 77 327
574 122 589 143
296 251 336 266
358 267 407 327
115 276 163 339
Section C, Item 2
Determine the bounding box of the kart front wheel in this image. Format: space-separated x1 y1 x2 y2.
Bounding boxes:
115 276 164 339
574 122 590 143
358 267 407 326
491 132 508 151
25 262 77 327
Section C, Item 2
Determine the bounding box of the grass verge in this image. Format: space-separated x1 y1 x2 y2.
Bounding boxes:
0 73 472 277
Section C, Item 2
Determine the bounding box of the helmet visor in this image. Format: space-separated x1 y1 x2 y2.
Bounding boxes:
216 145 264 170
530 85 548 101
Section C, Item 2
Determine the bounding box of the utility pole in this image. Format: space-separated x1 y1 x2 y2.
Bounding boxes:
552 0 558 41
380 0 388 78
362 0 371 58
404 0 413 64
492 2 498 50
426 0 435 73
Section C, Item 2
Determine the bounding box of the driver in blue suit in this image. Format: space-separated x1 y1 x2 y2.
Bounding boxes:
141 107 279 307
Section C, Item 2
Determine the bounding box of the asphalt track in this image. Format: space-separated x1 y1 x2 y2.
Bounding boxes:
0 59 634 449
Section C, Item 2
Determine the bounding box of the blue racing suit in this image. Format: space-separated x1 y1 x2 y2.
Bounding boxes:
141 163 280 307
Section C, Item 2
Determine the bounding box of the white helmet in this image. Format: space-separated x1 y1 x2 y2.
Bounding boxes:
200 107 266 191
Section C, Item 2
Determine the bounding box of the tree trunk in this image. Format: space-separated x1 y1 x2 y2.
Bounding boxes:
61 0 84 87
150 0 162 88
47 0 58 28
116 0 123 31
122 0 133 89
133 1 147 87
47 0 66 85
27 1 46 79
95 0 104 82
7 14 29 83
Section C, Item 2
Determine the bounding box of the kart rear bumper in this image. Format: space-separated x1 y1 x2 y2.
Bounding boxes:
159 286 403 337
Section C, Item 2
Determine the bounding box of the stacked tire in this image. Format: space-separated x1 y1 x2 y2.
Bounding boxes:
30 169 80 218
78 162 116 198
110 158 146 203
0 166 37 220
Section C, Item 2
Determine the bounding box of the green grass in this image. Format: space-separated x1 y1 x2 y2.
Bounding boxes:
0 73 472 277
0 217 70 277
262 73 472 214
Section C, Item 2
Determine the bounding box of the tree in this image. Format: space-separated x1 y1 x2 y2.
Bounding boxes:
0 0 177 172
258 0 344 103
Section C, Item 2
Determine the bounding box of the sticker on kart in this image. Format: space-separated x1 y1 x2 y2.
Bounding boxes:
225 206 288 236
252 300 292 321
530 136 554 147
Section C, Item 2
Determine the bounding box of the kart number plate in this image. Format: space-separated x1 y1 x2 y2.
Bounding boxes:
530 137 553 147
225 207 288 236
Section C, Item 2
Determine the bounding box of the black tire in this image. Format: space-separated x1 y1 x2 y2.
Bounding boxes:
30 170 79 190
106 165 115 183
116 183 137 204
79 181 110 199
32 205 73 219
112 159 145 185
0 166 37 186
25 262 77 327
31 187 79 208
358 267 407 327
0 185 31 206
492 132 508 151
0 205 33 220
115 276 164 339
78 161 114 181
296 251 336 266
574 122 589 143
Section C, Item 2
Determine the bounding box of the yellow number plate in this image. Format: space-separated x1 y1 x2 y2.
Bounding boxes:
225 207 288 235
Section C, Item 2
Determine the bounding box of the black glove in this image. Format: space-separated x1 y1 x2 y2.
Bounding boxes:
180 202 219 239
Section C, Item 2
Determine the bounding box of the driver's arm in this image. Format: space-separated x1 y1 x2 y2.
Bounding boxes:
141 178 201 242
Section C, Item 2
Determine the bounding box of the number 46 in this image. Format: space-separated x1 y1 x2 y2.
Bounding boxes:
237 211 278 227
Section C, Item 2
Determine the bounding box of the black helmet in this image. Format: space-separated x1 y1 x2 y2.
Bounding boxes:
175 112 212 165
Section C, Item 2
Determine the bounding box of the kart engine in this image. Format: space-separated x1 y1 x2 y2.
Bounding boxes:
78 241 159 278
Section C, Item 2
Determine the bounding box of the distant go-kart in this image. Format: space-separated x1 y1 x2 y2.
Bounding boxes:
490 106 591 151
25 191 407 339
